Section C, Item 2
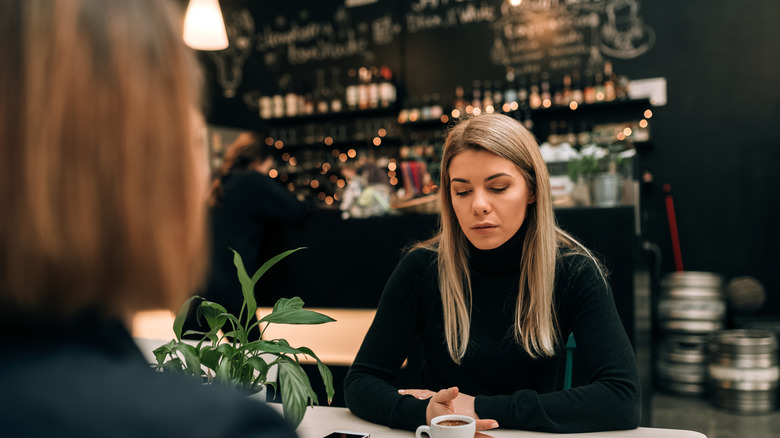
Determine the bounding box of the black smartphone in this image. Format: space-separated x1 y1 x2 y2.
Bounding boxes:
322 432 370 438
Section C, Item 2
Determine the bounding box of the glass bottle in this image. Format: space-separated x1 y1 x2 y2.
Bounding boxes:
345 68 359 110
314 69 330 114
330 67 344 112
529 75 541 109
540 72 552 108
571 69 584 105
379 66 397 108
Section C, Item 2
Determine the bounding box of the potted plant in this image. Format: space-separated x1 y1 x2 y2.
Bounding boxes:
152 247 335 428
567 147 603 206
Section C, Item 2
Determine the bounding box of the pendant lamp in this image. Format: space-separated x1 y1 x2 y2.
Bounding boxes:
183 0 229 51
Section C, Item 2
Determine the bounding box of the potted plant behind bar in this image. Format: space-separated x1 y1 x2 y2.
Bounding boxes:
153 247 335 428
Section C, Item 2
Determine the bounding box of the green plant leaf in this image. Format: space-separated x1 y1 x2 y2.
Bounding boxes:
173 295 200 341
247 356 270 382
215 342 239 358
242 340 300 355
278 359 318 428
251 248 305 286
272 296 305 312
199 300 228 333
199 346 223 372
173 343 201 376
296 347 335 404
152 340 177 365
157 358 185 374
260 308 336 325
230 248 256 322
215 356 232 383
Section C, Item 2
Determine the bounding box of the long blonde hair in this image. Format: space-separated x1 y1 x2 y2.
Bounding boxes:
420 114 602 362
0 0 207 321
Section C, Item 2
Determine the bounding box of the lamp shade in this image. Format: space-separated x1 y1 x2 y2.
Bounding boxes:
183 0 229 51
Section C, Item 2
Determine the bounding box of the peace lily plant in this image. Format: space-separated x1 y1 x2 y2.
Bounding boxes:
153 247 335 427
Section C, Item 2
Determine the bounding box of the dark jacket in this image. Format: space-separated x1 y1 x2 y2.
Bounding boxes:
0 313 297 438
205 170 307 315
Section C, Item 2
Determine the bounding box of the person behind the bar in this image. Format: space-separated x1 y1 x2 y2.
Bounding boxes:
0 1 296 437
184 132 307 334
344 113 640 433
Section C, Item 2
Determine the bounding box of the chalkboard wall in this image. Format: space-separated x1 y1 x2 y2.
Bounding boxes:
201 0 780 319
206 0 658 125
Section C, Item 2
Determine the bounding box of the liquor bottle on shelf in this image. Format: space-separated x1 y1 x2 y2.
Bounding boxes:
330 67 344 112
594 71 605 102
517 75 529 110
563 121 577 146
482 80 494 113
547 121 560 145
492 79 504 112
528 75 541 109
346 68 359 110
314 69 330 114
302 87 314 115
553 76 564 107
284 81 298 117
603 61 617 102
503 68 518 112
379 66 397 108
571 69 584 105
358 67 370 110
430 93 443 120
560 74 572 107
272 86 285 119
368 66 380 109
583 70 596 104
578 120 593 147
540 72 552 108
397 97 410 123
454 85 467 117
421 94 432 120
617 75 630 101
408 97 421 122
471 79 482 112
259 84 273 120
522 109 533 130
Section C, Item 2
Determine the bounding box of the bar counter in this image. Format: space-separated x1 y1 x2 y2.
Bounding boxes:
259 206 637 346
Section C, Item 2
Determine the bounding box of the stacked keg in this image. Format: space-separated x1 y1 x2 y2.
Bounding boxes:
656 272 726 395
708 329 779 413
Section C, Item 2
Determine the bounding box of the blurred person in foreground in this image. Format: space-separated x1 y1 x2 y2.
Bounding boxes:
0 1 296 437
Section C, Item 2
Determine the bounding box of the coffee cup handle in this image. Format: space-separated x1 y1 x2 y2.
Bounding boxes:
416 425 432 438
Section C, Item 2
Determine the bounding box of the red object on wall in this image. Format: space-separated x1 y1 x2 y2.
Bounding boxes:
663 183 684 272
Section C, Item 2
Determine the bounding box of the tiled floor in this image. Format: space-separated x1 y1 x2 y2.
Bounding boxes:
650 391 780 438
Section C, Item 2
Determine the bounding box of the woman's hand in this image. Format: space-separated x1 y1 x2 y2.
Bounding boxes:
399 387 499 435
398 388 437 400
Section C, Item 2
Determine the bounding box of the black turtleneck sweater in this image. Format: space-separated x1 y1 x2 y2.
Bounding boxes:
344 229 640 433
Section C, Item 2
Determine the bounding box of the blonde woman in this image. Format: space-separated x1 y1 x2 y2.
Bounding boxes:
344 113 640 433
0 1 294 437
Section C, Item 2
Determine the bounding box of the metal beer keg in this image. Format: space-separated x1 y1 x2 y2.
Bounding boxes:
656 272 726 395
658 272 726 333
656 334 710 395
708 330 779 414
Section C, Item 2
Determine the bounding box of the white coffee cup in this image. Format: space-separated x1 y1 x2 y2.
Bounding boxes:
415 415 476 438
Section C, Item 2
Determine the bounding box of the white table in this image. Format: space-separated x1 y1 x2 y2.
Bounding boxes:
271 405 707 438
